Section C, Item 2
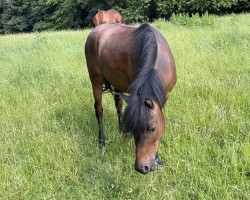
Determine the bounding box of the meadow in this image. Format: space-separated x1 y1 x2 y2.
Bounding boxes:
0 14 249 199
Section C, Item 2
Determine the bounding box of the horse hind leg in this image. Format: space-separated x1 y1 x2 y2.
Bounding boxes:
114 89 123 126
93 86 105 148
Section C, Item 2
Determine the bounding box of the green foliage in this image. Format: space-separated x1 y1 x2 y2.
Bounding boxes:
120 0 151 23
155 0 171 19
31 0 56 31
0 0 92 33
49 0 85 30
231 0 250 13
0 1 4 34
31 0 90 31
158 0 242 16
0 0 249 33
1 0 33 33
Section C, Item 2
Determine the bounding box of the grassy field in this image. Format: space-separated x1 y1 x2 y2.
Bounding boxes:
0 14 249 199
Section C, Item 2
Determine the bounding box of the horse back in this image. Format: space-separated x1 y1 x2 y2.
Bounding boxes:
85 24 135 92
102 9 124 24
85 23 176 94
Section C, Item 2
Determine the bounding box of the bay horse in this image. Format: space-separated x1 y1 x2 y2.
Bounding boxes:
85 23 176 174
84 8 126 27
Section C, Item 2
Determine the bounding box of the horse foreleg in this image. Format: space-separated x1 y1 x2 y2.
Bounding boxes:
114 89 123 126
93 88 105 148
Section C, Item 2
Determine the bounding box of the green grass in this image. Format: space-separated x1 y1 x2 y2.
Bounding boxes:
0 14 249 199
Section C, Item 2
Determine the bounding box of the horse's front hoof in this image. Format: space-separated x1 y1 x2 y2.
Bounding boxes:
98 140 105 149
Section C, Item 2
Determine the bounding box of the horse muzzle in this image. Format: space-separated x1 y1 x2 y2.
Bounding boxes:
135 158 163 174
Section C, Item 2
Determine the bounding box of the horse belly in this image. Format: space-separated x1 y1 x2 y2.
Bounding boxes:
100 58 134 92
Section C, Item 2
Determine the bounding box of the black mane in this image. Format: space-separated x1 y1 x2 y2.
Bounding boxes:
121 23 165 137
84 9 98 24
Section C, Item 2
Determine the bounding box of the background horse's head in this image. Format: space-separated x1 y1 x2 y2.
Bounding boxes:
84 8 126 28
84 9 99 27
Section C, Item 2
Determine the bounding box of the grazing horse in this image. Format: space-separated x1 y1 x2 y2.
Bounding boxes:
84 8 126 27
85 23 176 174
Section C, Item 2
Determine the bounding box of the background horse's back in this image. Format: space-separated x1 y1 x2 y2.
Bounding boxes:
84 8 126 27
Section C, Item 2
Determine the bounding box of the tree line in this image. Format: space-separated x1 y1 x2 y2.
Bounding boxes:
0 0 249 34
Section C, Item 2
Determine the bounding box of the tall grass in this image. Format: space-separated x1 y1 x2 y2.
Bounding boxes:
0 14 249 199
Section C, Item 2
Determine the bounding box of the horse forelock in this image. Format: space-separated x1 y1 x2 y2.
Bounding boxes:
121 24 165 137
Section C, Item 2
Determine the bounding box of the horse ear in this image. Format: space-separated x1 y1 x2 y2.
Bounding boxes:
145 98 154 109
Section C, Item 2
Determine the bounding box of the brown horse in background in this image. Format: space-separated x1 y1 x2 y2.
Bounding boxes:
84 8 126 27
85 23 176 174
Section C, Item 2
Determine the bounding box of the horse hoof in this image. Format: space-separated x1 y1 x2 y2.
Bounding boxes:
98 140 105 149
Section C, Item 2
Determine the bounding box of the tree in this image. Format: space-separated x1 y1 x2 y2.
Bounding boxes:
0 0 249 34
49 0 84 30
0 1 4 34
31 0 56 31
1 0 33 33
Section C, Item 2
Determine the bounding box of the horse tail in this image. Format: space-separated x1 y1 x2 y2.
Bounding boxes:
84 9 98 24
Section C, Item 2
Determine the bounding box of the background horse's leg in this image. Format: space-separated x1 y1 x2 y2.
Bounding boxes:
93 87 105 148
114 89 123 126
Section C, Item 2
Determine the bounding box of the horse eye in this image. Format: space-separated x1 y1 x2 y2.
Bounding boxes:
150 127 156 132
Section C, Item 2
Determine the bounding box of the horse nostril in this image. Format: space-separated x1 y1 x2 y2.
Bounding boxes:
135 162 151 174
141 166 150 174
